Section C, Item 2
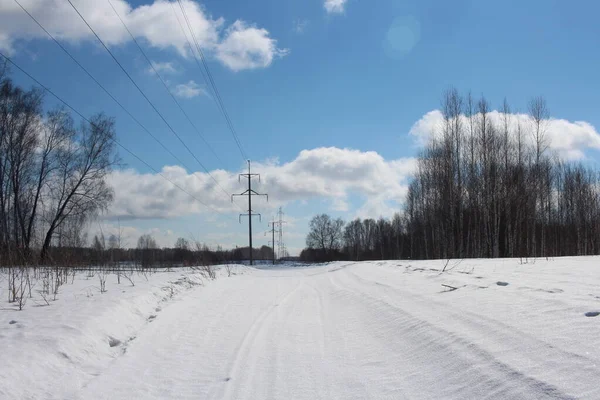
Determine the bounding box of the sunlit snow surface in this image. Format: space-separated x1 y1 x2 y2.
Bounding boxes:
1 257 599 399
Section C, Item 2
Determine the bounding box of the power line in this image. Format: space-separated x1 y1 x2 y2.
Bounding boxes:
106 0 225 168
174 0 246 160
175 0 249 162
232 161 267 265
168 1 210 92
0 51 224 215
13 0 192 173
66 0 236 205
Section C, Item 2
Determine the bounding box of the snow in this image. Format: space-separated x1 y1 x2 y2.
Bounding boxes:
1 257 600 399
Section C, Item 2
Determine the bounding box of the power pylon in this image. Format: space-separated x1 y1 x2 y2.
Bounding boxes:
232 160 267 266
267 218 277 265
273 207 287 260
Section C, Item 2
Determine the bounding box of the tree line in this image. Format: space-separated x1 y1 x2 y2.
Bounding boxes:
301 89 600 261
87 233 276 268
0 66 116 265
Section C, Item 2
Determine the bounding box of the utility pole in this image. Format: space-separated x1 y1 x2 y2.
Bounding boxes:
232 160 267 266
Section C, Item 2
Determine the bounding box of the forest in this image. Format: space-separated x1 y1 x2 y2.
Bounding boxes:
301 89 600 262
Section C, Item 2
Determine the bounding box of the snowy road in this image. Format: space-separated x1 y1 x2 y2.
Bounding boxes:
73 261 600 400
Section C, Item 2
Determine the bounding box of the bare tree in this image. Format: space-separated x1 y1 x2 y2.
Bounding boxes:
175 237 190 250
137 234 157 249
137 234 157 268
529 96 549 163
306 214 344 260
40 114 117 261
0 79 43 257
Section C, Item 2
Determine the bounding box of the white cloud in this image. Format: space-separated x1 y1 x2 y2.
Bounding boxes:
148 60 178 75
1 0 287 71
355 196 397 220
107 166 236 219
173 80 205 98
409 110 600 161
216 20 289 71
106 147 417 220
324 0 347 14
255 148 416 210
409 110 443 147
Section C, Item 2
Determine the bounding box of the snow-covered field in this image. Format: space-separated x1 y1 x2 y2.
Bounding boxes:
1 257 599 399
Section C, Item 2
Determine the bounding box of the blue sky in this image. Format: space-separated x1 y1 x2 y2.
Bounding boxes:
2 0 600 254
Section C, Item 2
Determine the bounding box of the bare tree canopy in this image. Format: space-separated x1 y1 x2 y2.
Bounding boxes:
306 214 345 255
174 237 189 251
0 75 117 264
137 234 157 250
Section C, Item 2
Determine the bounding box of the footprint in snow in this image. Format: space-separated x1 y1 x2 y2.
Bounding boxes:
584 311 600 318
496 281 509 286
108 336 122 347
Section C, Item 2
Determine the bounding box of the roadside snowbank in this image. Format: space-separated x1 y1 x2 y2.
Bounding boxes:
0 265 246 399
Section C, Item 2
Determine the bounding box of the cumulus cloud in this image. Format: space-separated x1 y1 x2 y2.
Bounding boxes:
106 147 417 220
216 21 289 71
409 110 600 160
324 0 347 14
107 165 236 219
173 80 206 98
355 196 398 220
0 0 287 71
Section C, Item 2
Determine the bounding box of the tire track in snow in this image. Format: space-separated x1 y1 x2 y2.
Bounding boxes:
210 281 304 400
307 281 331 400
329 267 577 399
346 267 600 391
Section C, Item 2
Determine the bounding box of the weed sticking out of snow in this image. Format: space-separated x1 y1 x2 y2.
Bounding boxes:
0 264 248 399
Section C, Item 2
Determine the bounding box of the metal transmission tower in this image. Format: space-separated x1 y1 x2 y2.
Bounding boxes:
276 207 287 260
267 218 277 265
232 160 267 265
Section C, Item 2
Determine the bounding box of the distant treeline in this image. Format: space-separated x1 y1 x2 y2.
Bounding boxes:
44 234 276 268
301 89 600 262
